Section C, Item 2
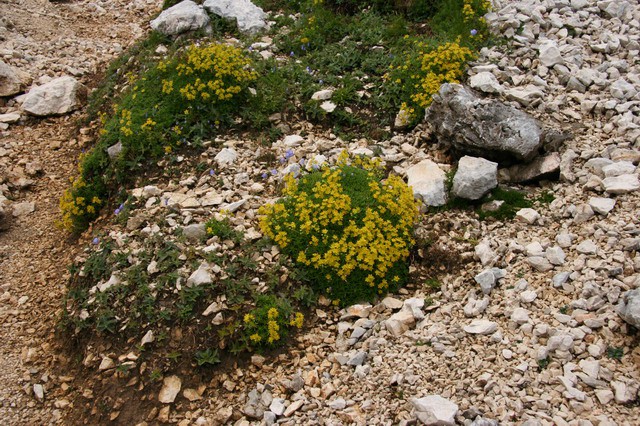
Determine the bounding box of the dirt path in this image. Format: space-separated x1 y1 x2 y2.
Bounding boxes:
0 0 157 423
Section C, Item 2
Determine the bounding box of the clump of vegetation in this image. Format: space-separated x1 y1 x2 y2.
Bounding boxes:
477 187 533 221
60 43 257 233
241 295 304 349
205 215 243 242
259 153 420 306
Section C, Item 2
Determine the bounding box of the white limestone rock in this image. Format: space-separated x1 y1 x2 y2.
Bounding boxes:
469 72 503 94
150 0 210 36
159 375 182 404
463 319 498 335
452 156 498 200
589 197 616 215
22 76 87 116
411 395 458 426
204 0 269 34
406 160 447 207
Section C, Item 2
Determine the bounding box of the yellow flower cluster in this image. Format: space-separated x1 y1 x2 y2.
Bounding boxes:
170 43 257 104
289 312 304 329
267 307 280 343
119 108 133 137
259 154 420 300
59 156 102 231
410 40 474 109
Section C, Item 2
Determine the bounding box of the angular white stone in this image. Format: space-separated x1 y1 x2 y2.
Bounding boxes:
159 375 182 404
311 89 333 100
406 160 447 207
0 60 31 97
545 246 566 266
283 134 304 147
320 101 337 113
515 208 540 225
187 263 213 287
576 240 597 255
603 174 640 194
588 197 616 215
602 161 636 177
538 40 564 67
22 76 86 116
411 395 458 426
463 320 498 335
452 156 498 200
215 148 238 166
469 72 503 94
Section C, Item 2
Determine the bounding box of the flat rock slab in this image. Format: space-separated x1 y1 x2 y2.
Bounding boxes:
463 319 498 335
22 76 86 116
425 83 544 163
507 152 561 183
603 174 640 194
411 395 458 426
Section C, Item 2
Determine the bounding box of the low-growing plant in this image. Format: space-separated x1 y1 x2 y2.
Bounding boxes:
606 346 624 361
61 42 257 233
241 295 304 348
195 348 221 366
205 216 243 242
259 152 420 305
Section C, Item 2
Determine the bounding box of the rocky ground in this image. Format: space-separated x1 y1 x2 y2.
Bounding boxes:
0 0 159 424
1 0 639 425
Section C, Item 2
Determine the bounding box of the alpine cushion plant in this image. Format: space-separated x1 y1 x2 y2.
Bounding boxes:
60 42 257 232
259 152 420 306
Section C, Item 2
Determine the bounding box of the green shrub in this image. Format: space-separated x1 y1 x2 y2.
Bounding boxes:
259 153 420 306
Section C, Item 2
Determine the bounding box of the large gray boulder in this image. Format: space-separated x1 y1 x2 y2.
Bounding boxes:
425 83 544 163
150 0 210 36
617 289 640 328
22 76 87 116
204 0 268 34
0 60 31 97
452 156 498 200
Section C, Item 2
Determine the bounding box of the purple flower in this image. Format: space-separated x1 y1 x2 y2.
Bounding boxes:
306 66 312 73
114 208 121 215
164 198 169 206
285 149 294 159
318 79 323 84
470 29 478 36
299 158 306 166
209 169 215 176
271 169 278 175
261 172 268 179
289 51 295 57
92 237 100 245
248 46 254 51
301 44 306 51
279 157 286 164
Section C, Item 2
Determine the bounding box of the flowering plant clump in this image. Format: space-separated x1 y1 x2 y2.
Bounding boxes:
259 152 420 306
242 295 304 348
59 153 106 233
61 43 256 232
